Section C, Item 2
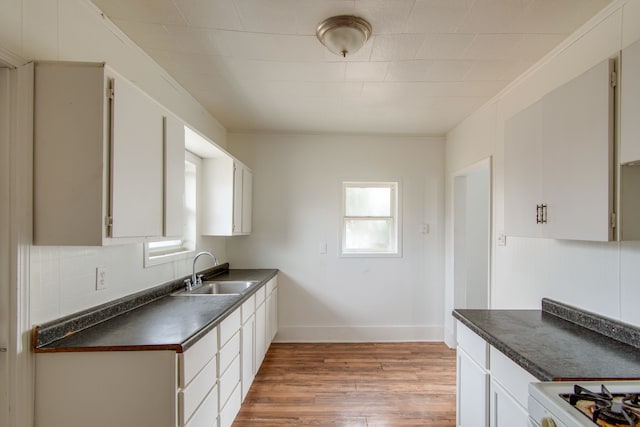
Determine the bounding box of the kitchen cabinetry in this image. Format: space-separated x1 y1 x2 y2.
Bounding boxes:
456 321 537 427
266 277 278 344
504 58 615 241
163 115 185 238
218 308 241 427
255 285 268 368
456 322 489 427
202 157 253 236
33 61 169 245
241 294 256 401
488 347 536 427
619 38 640 240
35 326 219 427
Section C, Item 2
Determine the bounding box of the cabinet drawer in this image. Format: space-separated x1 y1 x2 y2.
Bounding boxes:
179 356 217 426
266 277 277 294
457 322 489 369
219 382 241 427
184 384 218 427
180 327 218 388
219 331 240 375
219 309 241 347
255 286 266 305
490 346 537 408
219 355 240 409
241 295 255 324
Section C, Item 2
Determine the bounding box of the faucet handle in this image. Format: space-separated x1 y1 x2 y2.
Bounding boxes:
196 274 204 286
184 278 192 291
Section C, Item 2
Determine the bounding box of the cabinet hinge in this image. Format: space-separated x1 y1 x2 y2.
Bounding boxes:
611 212 617 228
610 71 617 88
107 84 114 100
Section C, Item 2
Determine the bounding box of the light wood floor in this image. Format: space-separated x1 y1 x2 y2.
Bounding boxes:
233 342 457 427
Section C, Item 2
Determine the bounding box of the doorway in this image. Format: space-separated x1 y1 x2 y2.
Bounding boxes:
0 66 10 427
453 158 491 311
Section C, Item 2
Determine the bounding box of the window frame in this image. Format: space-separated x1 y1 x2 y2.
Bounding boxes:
143 150 201 267
339 180 401 258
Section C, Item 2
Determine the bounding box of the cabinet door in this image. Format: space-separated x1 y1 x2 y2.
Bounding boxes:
541 58 614 241
164 115 185 237
620 38 640 165
457 348 489 427
241 315 255 402
255 301 267 369
268 287 278 343
489 379 529 427
241 168 253 234
233 163 243 234
110 76 164 238
504 100 543 238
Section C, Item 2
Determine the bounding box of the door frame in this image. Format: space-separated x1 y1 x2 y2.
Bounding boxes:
0 43 34 427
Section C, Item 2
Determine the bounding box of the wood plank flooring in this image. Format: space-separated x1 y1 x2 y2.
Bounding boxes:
233 342 456 427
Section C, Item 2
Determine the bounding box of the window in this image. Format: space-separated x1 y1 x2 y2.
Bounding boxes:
144 151 200 266
341 181 400 256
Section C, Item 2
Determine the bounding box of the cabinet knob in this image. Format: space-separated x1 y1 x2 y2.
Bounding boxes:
540 417 557 427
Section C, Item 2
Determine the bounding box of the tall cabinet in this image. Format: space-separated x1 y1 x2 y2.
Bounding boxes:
504 58 615 241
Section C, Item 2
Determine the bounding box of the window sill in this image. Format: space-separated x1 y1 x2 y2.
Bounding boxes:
143 246 195 268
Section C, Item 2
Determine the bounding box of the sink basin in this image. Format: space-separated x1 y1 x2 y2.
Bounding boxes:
173 280 259 296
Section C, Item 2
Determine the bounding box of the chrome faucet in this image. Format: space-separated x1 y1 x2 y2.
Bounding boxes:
185 251 219 291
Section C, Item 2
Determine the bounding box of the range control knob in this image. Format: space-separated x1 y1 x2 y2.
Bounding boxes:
541 418 557 427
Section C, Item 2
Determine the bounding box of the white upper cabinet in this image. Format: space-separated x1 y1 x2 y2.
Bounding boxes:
110 76 164 239
163 115 185 238
202 157 253 236
620 38 640 165
33 61 168 245
504 58 615 241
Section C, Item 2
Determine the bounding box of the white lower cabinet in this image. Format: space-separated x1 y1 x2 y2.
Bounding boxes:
456 321 537 427
35 277 279 427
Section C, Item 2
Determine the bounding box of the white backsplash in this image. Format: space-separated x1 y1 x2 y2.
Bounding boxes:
30 236 226 325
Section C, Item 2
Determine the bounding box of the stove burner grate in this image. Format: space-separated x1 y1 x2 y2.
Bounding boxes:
563 384 640 427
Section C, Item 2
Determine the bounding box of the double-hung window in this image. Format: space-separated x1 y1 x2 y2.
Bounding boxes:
341 181 400 256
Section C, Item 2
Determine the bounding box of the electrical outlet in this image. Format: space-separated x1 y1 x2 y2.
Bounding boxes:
96 266 107 290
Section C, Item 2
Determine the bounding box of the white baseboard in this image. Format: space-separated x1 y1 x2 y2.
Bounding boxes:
274 325 444 343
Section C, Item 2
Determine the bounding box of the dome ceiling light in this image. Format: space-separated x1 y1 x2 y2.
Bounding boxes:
316 15 372 58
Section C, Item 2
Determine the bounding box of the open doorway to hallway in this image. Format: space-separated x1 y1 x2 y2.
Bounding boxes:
453 158 491 311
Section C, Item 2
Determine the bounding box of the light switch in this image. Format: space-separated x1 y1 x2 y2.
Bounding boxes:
497 234 507 246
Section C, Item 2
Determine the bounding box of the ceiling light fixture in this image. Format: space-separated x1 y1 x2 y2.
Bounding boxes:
316 15 372 58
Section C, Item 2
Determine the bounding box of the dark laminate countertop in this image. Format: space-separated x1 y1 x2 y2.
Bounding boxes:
34 268 278 353
453 304 640 382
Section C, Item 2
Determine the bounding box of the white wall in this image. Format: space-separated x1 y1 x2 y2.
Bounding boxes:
227 133 445 342
0 0 229 324
444 0 640 344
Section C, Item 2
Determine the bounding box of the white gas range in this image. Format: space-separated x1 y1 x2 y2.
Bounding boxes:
529 381 640 427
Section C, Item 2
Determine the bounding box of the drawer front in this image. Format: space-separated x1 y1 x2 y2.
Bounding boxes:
184 385 218 427
490 346 537 408
219 355 241 409
219 308 241 347
255 286 266 305
180 327 218 388
457 321 489 369
179 356 217 426
266 277 277 294
219 331 240 375
241 295 255 324
219 383 242 427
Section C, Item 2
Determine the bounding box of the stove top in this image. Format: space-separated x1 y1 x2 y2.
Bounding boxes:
529 381 640 427
562 385 640 426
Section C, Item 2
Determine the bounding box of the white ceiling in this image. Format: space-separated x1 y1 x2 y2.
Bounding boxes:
91 0 612 136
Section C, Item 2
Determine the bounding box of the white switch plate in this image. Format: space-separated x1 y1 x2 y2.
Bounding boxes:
96 266 107 290
497 234 507 246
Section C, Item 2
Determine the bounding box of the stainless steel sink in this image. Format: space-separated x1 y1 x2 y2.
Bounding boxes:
173 280 259 296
